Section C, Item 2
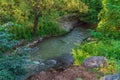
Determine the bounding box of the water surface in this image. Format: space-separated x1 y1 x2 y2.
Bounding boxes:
29 25 90 61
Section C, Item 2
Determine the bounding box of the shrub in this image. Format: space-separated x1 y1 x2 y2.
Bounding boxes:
57 0 88 13
97 60 117 74
72 39 120 73
0 0 27 24
72 45 90 65
0 69 14 80
8 23 33 39
7 19 66 39
97 0 120 38
0 23 17 53
0 54 26 80
76 78 83 80
37 16 66 37
0 45 33 80
79 0 102 23
73 40 120 60
89 29 106 40
0 0 88 40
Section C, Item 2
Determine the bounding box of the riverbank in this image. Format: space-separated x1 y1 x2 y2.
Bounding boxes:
26 66 102 80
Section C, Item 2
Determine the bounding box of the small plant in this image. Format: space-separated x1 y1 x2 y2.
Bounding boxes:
76 78 83 80
89 29 106 40
115 60 120 73
96 60 117 74
72 46 90 65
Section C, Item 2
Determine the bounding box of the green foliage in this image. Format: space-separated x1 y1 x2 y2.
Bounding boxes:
8 22 33 39
72 39 120 65
0 70 14 80
115 60 120 73
54 0 88 13
0 54 26 80
0 0 27 24
7 19 66 39
80 0 102 23
37 15 66 37
0 45 33 80
0 22 28 80
76 78 83 80
97 0 120 38
0 23 17 53
0 0 89 39
72 45 90 65
89 29 105 40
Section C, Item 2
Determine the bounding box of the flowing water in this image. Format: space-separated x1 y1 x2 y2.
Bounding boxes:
29 25 90 61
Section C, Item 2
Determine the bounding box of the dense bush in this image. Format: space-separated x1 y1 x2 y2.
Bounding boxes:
97 0 120 38
0 45 33 80
0 0 27 24
72 39 120 73
37 15 66 37
0 22 31 80
0 23 17 53
7 19 66 39
79 0 102 23
73 40 120 59
0 0 89 39
72 45 90 65
0 54 26 80
7 22 33 39
72 28 120 73
55 0 88 13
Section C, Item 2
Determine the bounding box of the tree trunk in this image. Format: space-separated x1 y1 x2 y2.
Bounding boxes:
33 12 39 36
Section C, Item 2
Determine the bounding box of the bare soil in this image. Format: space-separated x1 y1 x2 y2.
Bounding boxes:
26 66 102 80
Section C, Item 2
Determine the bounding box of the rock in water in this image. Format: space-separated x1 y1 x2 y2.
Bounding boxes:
53 53 74 70
45 59 57 67
100 73 120 80
83 56 107 68
45 53 74 70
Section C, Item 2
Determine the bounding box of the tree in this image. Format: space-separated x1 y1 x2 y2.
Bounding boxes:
0 0 88 37
25 0 88 36
22 0 54 35
0 0 26 23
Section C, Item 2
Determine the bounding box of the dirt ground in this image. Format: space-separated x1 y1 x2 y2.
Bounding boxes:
26 66 102 80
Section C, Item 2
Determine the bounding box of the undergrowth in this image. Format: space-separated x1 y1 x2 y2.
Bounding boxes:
72 30 120 74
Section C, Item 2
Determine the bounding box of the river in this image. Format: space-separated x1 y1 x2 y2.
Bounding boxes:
29 25 90 61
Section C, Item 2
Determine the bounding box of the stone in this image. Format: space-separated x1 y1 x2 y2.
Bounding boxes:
100 73 120 80
83 56 107 68
33 61 40 65
45 59 57 67
58 14 80 32
44 53 74 70
38 37 43 42
86 36 95 42
24 54 74 80
53 53 74 69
